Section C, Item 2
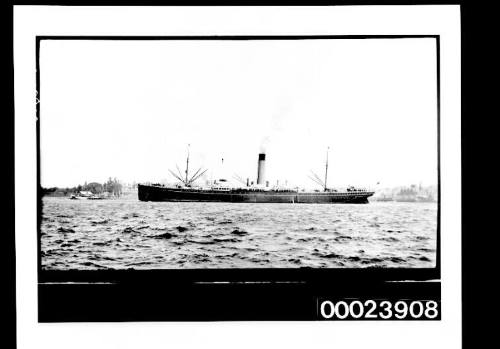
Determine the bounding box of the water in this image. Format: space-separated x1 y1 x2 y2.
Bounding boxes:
40 194 437 269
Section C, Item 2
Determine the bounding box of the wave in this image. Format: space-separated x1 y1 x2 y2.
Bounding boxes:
57 227 75 233
231 229 248 236
41 197 437 270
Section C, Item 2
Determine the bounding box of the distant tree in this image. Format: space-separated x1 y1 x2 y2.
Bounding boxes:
105 177 113 194
87 182 103 194
113 177 122 196
103 177 122 196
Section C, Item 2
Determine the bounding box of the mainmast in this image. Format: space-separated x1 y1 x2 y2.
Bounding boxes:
324 146 329 191
307 147 331 191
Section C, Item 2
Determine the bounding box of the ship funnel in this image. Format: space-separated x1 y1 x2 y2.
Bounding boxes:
257 153 266 185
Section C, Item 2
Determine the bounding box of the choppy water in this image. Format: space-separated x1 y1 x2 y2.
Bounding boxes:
40 194 437 269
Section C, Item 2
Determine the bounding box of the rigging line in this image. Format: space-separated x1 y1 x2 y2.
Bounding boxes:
232 174 246 185
311 171 325 186
189 169 208 184
168 169 185 184
308 175 324 187
175 164 184 182
188 167 202 183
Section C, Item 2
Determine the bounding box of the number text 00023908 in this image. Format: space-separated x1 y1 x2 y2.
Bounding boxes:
317 299 440 320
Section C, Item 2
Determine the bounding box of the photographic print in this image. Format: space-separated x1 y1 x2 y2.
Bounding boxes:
14 3 465 346
38 36 439 272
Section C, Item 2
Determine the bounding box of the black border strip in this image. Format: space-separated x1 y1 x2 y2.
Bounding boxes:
7 1 16 344
14 1 461 5
37 35 441 286
436 35 441 272
38 34 437 40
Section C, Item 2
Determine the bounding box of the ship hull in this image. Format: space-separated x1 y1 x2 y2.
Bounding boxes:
138 184 374 204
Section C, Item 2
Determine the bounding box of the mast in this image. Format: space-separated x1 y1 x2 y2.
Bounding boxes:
169 144 206 187
324 146 329 191
185 144 190 185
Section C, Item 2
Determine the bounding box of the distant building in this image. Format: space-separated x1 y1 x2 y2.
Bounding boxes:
79 191 93 197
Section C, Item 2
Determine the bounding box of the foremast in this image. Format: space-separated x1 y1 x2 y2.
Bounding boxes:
168 144 207 187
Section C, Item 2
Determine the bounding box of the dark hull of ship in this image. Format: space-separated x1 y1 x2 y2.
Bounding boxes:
138 184 374 204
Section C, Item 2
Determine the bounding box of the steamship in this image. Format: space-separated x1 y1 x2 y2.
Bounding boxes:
138 149 374 204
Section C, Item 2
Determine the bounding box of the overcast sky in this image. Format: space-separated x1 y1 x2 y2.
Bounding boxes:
39 38 438 189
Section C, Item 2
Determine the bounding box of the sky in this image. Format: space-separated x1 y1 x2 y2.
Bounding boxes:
39 38 438 189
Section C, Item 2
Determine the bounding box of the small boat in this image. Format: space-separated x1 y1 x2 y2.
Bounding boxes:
87 195 105 200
